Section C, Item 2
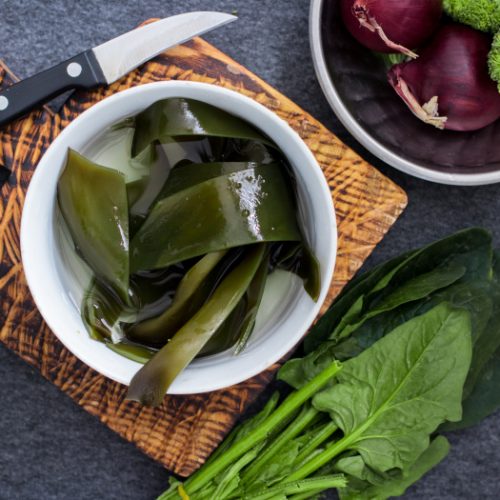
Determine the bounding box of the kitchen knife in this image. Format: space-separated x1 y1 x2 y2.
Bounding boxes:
0 12 236 126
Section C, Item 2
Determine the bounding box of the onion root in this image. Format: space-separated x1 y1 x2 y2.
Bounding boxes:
390 74 447 130
353 3 418 59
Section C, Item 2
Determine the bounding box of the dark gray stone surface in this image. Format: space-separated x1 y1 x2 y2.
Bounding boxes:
0 0 499 498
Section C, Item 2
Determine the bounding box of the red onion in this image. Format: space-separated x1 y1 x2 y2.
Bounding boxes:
388 23 500 132
341 0 443 58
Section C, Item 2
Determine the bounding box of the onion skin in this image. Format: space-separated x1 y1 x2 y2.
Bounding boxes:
341 0 443 58
388 23 500 132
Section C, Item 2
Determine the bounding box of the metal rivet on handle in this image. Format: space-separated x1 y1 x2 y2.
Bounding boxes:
67 62 83 78
0 96 9 111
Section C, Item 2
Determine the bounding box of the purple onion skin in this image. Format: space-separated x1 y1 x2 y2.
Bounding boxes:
389 23 500 132
341 0 443 54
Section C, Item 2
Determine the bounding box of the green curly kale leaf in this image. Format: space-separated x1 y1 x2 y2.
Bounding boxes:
444 0 500 33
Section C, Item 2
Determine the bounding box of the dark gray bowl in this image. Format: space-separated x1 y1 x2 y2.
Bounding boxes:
310 0 500 185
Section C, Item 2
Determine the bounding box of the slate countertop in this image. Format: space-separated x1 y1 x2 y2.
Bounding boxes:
0 1 498 498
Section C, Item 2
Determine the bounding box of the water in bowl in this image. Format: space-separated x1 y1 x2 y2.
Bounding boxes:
55 125 302 357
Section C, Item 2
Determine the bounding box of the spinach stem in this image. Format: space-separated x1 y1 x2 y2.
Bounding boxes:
189 484 215 500
205 391 280 467
241 404 319 484
288 488 326 500
213 443 264 499
285 432 355 482
241 474 346 500
181 361 342 495
293 421 338 467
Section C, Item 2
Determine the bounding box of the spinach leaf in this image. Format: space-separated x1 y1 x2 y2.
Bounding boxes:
304 252 413 353
326 266 500 433
312 303 471 473
442 348 500 431
333 263 466 340
335 455 388 486
440 249 500 430
371 228 492 293
333 280 493 362
432 281 493 344
278 342 337 390
349 228 492 336
339 436 450 500
462 283 500 398
331 301 431 362
305 228 491 354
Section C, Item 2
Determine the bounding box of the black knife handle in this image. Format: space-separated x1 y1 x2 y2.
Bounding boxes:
0 50 106 127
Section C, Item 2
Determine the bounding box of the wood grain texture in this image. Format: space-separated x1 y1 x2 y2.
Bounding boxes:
0 34 407 477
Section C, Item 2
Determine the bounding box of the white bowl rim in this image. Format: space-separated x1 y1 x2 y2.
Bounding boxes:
309 0 500 187
21 80 337 394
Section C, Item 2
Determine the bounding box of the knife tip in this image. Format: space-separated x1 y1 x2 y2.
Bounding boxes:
216 11 239 22
201 11 238 23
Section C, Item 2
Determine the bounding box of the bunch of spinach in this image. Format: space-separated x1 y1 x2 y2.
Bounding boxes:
158 228 500 499
304 228 500 432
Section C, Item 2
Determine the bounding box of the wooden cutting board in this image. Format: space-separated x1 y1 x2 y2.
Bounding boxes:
0 33 407 477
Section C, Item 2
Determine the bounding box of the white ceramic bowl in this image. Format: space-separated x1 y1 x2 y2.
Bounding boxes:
21 81 337 394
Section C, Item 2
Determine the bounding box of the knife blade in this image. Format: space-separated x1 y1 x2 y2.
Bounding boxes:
0 12 236 127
